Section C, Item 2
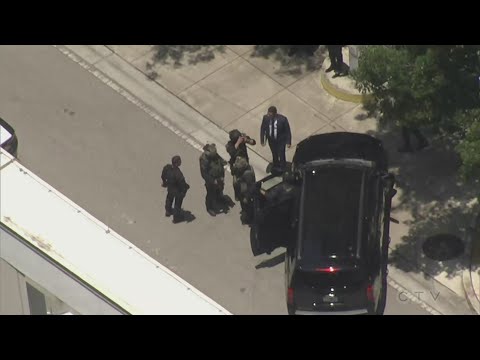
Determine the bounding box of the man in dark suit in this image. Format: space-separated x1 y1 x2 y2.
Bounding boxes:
326 45 345 77
260 106 292 172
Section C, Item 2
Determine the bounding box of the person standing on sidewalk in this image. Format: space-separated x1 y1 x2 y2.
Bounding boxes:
325 45 345 77
260 106 292 173
162 155 190 224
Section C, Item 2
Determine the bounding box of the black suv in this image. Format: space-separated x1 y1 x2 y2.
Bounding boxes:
250 132 396 315
0 117 18 157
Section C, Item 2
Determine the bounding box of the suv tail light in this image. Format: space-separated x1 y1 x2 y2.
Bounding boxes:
287 287 294 305
315 267 338 273
366 284 374 302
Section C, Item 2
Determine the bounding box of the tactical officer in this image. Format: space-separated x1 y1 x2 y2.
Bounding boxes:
232 157 256 225
162 155 190 224
226 129 256 170
226 129 256 199
200 144 234 216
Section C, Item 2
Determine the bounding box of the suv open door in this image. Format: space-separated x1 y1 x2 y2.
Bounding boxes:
369 172 396 314
250 174 298 256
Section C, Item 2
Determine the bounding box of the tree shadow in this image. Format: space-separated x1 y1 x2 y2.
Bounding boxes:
389 204 473 279
354 112 369 121
145 45 227 80
362 117 480 279
367 122 477 206
144 45 326 82
149 45 227 67
249 45 326 77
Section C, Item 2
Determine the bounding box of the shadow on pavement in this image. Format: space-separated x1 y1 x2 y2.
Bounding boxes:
389 205 473 279
255 252 285 269
144 45 326 82
145 45 227 80
181 210 196 223
149 45 227 67
363 119 479 279
216 195 236 215
249 45 326 77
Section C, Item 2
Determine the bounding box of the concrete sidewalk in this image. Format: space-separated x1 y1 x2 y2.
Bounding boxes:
321 53 480 315
464 212 480 314
60 45 479 314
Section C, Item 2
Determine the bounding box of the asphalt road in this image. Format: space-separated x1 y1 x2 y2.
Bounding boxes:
0 45 431 315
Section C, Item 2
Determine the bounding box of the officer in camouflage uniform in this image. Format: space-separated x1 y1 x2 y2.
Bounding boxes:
200 144 234 217
232 157 256 225
226 129 256 200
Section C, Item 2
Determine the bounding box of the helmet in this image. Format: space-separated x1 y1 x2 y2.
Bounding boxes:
229 130 242 142
171 155 181 166
203 143 218 158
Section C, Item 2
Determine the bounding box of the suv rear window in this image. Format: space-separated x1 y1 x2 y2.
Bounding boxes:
299 166 368 262
297 269 366 287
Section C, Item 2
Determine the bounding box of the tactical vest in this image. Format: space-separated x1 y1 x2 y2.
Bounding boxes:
202 154 225 178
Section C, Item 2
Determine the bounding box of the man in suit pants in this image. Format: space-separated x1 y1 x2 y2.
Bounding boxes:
260 106 292 172
326 45 345 76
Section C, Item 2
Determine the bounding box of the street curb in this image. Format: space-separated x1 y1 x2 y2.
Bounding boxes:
387 261 474 315
462 212 480 314
318 60 372 104
463 271 480 314
54 45 269 181
57 45 474 314
386 271 441 315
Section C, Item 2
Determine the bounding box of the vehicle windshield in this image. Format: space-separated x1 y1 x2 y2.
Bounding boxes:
298 165 370 263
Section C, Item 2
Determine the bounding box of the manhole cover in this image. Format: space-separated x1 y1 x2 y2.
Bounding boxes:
422 234 464 261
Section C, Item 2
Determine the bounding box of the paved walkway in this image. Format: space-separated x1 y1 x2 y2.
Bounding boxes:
63 45 479 314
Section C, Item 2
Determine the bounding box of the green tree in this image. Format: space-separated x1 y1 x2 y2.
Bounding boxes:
454 109 480 181
352 45 480 182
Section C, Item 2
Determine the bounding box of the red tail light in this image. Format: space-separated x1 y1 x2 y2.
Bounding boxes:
315 266 338 273
287 287 294 305
366 284 374 302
